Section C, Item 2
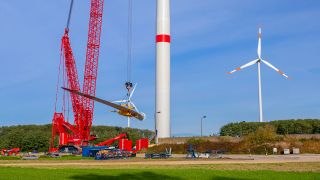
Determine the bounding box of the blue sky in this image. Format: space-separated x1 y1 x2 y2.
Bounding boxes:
0 0 319 136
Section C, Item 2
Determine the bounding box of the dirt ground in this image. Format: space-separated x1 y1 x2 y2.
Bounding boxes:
0 154 319 172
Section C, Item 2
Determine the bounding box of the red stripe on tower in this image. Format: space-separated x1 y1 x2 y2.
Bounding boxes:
156 34 171 43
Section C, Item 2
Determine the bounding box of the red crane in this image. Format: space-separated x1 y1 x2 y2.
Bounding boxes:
50 0 104 150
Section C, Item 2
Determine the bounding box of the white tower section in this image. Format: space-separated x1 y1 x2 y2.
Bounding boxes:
156 0 171 141
257 28 263 123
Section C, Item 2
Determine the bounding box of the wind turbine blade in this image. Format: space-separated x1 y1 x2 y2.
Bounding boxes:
227 59 259 74
129 83 137 100
257 28 262 58
261 59 290 79
113 100 127 103
62 87 132 112
130 102 139 112
62 87 145 121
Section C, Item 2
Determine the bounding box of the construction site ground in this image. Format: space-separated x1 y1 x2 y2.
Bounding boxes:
0 154 320 172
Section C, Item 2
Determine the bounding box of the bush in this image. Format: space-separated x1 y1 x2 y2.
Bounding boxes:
241 125 280 155
300 140 320 153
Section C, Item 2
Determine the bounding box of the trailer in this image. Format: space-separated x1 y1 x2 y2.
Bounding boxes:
95 149 134 160
145 153 170 159
145 148 171 159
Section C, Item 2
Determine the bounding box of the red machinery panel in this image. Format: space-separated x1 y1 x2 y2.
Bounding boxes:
136 138 149 151
119 139 133 151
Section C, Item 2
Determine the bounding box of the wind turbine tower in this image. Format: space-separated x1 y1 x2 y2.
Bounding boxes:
228 28 290 122
156 0 171 141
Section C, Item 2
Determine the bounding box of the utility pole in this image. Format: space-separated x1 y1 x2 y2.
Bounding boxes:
200 115 206 137
155 111 161 144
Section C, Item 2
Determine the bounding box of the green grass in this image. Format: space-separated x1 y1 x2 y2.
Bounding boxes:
38 155 93 160
0 167 319 180
0 156 21 160
0 155 93 161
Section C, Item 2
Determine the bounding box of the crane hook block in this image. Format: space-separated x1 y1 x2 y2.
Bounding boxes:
125 81 133 92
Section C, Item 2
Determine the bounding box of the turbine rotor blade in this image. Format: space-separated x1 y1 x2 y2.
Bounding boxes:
129 83 137 100
261 59 290 79
257 28 262 58
130 102 139 112
62 87 144 120
228 59 259 74
113 100 127 103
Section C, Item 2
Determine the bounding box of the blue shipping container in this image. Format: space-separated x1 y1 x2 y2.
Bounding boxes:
82 146 108 157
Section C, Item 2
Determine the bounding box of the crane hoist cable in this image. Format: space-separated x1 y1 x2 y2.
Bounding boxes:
54 0 73 116
125 0 133 92
54 0 75 124
65 0 74 122
59 0 74 122
66 0 74 32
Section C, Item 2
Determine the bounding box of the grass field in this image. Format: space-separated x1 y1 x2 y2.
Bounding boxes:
0 167 319 180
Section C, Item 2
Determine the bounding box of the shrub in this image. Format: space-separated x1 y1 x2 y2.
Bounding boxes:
241 125 280 155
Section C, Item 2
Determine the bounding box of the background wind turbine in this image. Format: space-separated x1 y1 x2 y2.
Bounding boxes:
228 28 290 122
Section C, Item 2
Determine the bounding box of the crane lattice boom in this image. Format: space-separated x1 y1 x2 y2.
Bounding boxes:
50 0 105 149
82 0 104 140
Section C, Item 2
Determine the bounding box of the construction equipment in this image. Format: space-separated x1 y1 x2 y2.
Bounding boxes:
96 134 148 152
82 146 108 157
93 138 149 160
50 0 105 150
95 149 133 160
145 147 171 159
96 134 127 147
1 148 20 156
82 134 148 158
50 1 149 154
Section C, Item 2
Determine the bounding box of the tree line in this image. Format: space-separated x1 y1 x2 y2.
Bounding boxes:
0 124 154 152
220 119 320 137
